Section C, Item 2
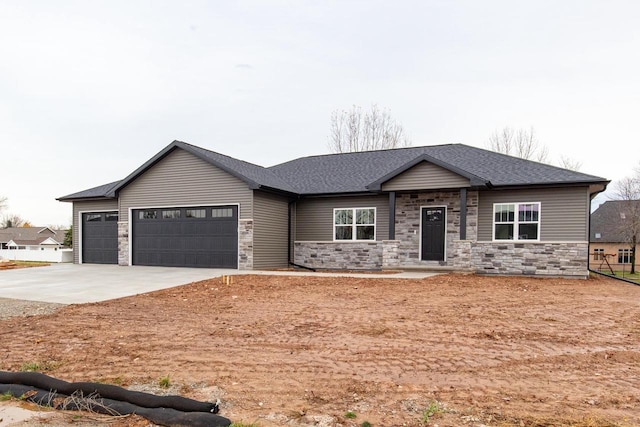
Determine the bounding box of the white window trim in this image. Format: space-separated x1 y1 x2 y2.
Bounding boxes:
492 202 542 242
333 207 377 242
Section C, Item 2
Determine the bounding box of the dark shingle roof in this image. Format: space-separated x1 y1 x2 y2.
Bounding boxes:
590 200 640 242
58 141 608 201
0 227 67 245
268 144 607 194
57 181 122 201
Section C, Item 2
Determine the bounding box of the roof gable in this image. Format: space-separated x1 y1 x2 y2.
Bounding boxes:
591 200 640 242
108 141 297 197
368 155 486 191
0 227 67 244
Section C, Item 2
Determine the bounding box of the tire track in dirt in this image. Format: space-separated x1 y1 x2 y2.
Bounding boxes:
1 274 640 426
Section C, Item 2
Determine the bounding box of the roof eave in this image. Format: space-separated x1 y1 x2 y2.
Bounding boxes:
486 179 610 191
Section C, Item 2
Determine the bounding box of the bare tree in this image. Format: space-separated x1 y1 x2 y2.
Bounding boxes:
487 126 549 163
328 104 411 153
0 196 6 212
612 166 640 274
1 214 26 228
558 155 583 171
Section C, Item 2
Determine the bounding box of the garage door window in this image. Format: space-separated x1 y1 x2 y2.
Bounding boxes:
186 209 206 218
212 208 233 218
105 213 118 221
139 210 157 220
162 209 181 219
86 214 102 222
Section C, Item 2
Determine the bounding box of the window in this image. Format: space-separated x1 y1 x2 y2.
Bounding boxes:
186 209 206 218
139 210 157 220
334 208 376 241
162 209 181 219
211 208 233 218
493 202 540 241
593 248 604 260
618 248 631 264
86 214 102 222
105 213 118 221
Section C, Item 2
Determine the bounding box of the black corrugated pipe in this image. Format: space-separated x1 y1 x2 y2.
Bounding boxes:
589 269 640 286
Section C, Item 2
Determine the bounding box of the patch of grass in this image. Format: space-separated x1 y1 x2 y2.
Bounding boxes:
345 410 357 419
1 391 14 401
612 270 640 282
360 421 372 427
20 360 58 372
14 261 51 268
421 401 443 424
158 374 171 389
230 423 258 427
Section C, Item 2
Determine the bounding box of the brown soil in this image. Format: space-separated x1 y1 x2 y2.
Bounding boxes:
1 273 640 426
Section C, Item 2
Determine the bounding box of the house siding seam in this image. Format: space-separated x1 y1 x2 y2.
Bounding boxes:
253 191 289 269
118 148 253 222
381 161 471 191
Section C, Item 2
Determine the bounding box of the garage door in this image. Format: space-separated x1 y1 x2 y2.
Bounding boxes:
82 212 118 264
132 206 238 268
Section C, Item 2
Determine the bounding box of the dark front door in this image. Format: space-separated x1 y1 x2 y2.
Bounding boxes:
82 212 118 264
421 207 446 261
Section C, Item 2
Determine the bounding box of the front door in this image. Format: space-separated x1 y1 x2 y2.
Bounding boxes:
421 207 446 261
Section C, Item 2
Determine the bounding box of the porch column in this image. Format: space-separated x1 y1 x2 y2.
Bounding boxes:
460 188 467 240
388 191 396 240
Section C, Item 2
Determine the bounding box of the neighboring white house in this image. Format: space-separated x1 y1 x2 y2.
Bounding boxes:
0 227 72 263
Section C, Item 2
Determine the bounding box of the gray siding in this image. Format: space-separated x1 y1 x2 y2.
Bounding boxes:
296 195 390 241
118 149 253 221
72 199 119 263
477 187 590 242
381 161 470 191
253 191 290 269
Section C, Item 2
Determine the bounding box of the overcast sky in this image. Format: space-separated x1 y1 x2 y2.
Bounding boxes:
1 1 638 226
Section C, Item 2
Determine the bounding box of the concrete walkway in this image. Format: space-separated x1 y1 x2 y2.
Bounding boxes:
0 264 438 304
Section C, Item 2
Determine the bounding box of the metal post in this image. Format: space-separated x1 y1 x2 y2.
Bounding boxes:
389 192 396 240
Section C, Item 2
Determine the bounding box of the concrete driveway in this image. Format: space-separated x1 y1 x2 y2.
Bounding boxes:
0 264 439 304
0 264 237 304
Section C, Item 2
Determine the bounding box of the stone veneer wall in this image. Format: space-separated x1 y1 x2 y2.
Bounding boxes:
238 219 254 270
118 221 129 266
295 241 382 270
382 240 400 268
394 191 478 267
450 241 589 277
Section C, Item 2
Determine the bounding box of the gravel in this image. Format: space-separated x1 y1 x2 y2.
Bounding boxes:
0 297 66 320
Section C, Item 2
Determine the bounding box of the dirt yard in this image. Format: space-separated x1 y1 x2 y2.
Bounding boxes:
1 273 640 426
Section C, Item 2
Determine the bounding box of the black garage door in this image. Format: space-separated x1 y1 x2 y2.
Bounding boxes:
132 206 238 268
82 212 118 264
